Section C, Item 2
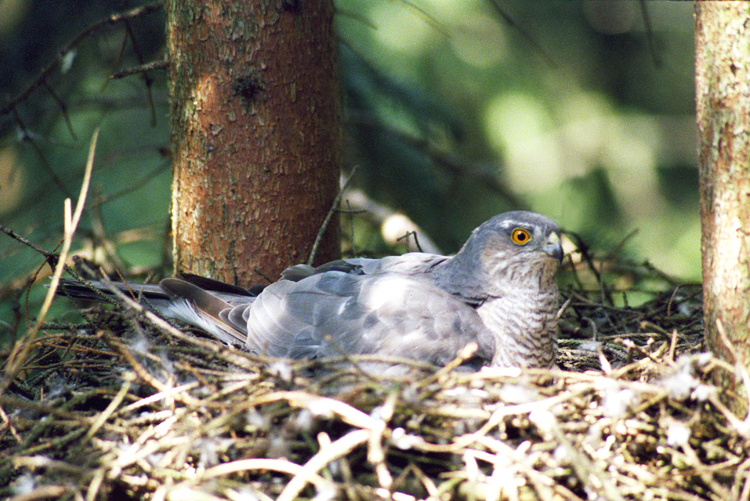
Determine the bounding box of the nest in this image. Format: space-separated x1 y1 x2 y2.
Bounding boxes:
1 273 749 501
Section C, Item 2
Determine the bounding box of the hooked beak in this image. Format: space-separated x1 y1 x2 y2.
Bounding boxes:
544 232 564 263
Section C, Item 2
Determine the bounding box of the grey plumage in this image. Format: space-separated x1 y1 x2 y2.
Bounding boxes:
59 211 563 370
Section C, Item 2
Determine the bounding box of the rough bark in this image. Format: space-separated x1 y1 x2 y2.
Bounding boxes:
166 0 340 286
695 2 750 415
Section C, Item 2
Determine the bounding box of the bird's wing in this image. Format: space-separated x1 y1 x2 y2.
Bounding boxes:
244 270 495 366
281 253 449 281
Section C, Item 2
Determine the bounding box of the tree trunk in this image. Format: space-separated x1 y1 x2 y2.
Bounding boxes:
165 0 340 286
695 2 750 416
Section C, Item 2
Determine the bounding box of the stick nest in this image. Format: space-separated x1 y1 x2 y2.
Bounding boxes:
2 277 749 501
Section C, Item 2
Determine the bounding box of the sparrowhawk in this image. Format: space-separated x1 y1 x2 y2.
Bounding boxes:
59 211 563 370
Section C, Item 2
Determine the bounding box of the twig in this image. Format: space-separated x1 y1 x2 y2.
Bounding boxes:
110 59 170 80
90 273 261 374
84 372 133 441
396 230 424 253
394 0 450 37
0 129 98 398
486 0 556 68
277 428 370 501
0 224 57 259
414 342 478 389
345 199 358 256
412 388 587 454
8 485 68 501
605 228 639 260
0 2 164 117
638 0 662 68
105 332 202 408
566 231 606 297
201 458 329 488
307 166 358 266
124 18 157 126
42 80 77 141
249 391 380 430
346 112 527 209
90 161 170 207
12 108 72 198
118 380 202 415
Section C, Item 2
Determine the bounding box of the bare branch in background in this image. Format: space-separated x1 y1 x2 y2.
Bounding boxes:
0 2 163 117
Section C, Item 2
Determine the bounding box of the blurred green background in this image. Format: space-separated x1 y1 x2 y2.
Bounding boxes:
0 0 698 341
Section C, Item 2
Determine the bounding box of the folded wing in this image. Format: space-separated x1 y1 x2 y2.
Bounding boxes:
244 270 494 366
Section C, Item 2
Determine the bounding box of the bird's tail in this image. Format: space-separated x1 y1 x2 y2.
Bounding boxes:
56 276 253 348
57 278 174 311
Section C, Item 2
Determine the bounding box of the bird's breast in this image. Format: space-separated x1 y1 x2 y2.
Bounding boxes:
477 287 559 368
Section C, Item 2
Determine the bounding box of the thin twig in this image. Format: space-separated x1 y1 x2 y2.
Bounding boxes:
0 129 98 398
346 112 527 209
638 0 662 68
42 80 77 141
201 458 329 487
277 428 370 501
307 166 359 266
0 2 164 116
12 108 72 198
0 224 57 259
486 0 556 68
110 59 169 80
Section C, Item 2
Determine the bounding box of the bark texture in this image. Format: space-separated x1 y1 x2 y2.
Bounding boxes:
695 2 750 415
166 0 340 286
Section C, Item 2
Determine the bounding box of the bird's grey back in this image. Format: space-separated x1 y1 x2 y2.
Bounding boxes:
241 256 495 366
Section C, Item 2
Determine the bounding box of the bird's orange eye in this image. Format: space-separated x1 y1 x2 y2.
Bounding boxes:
511 228 532 245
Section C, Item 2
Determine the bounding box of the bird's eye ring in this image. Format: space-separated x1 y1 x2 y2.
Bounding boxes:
511 228 532 245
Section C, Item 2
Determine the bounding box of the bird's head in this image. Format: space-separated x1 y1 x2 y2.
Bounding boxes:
446 211 563 294
482 210 562 260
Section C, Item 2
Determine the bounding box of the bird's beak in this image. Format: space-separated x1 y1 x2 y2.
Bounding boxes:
544 232 564 263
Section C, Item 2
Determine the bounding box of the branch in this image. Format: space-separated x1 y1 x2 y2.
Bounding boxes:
110 59 169 80
0 129 98 398
0 224 57 260
347 112 527 209
307 166 359 266
0 2 163 117
486 0 556 68
12 109 72 198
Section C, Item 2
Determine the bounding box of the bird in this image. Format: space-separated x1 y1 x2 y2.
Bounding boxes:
58 211 563 371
